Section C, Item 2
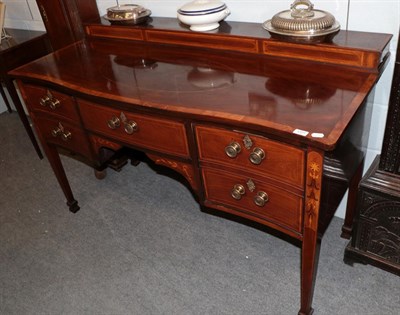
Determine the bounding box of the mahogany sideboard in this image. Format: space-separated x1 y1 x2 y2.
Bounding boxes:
10 18 392 315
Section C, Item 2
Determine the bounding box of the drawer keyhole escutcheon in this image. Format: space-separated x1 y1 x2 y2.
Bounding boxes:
231 184 246 200
51 123 71 142
254 191 269 207
107 115 120 129
249 147 265 165
243 134 253 149
225 141 241 158
40 90 60 109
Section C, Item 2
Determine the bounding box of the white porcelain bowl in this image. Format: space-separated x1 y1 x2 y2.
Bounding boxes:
177 0 230 32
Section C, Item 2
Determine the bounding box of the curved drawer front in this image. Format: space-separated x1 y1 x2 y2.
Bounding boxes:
78 99 190 158
34 115 92 159
22 84 80 121
202 168 303 233
196 125 305 189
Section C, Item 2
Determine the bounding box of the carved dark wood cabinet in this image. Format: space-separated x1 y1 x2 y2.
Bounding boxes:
344 31 400 276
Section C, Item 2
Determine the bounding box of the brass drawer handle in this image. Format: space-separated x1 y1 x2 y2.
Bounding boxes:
40 95 51 107
61 131 72 141
225 141 241 158
107 115 120 129
249 147 265 165
40 91 60 109
124 120 138 134
48 98 60 109
51 123 71 142
120 112 138 134
254 191 269 207
51 126 62 137
231 184 246 200
107 113 138 134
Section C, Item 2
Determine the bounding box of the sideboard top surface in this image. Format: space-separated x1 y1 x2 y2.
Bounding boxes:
10 32 388 150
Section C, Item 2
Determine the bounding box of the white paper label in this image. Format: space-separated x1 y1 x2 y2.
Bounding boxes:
293 129 309 136
311 133 325 138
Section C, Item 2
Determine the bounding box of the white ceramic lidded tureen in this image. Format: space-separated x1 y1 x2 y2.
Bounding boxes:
177 0 230 32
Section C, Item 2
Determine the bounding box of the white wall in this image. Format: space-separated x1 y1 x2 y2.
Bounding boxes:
2 0 400 218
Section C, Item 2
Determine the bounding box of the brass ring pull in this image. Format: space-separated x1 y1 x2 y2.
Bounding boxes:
107 115 120 129
249 147 265 165
254 191 269 207
231 184 246 200
225 141 241 158
124 120 138 134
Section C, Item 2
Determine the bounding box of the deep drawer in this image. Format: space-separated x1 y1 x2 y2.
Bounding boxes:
21 84 80 121
196 125 305 188
78 99 190 158
202 167 303 233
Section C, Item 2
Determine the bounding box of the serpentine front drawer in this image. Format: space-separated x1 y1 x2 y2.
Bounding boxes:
22 84 80 122
78 99 190 158
202 167 303 233
195 125 305 189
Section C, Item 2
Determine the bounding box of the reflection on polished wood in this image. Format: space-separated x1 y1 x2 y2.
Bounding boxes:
10 18 392 315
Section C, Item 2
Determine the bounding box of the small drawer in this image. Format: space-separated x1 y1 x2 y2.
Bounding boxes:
78 99 190 158
196 125 305 188
202 168 303 233
21 84 80 121
34 116 92 159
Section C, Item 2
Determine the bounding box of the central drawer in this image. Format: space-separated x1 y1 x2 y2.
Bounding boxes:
78 99 190 158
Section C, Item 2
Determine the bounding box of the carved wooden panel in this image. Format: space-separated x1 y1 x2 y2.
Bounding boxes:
379 61 400 173
356 189 400 265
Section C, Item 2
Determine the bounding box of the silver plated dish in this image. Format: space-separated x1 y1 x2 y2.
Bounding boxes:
263 0 340 43
104 4 151 25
